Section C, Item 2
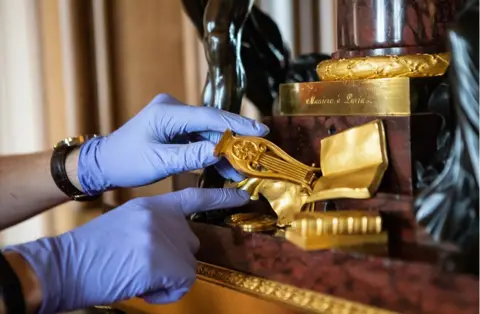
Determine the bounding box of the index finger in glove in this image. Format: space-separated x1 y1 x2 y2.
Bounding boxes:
150 94 269 137
168 188 250 216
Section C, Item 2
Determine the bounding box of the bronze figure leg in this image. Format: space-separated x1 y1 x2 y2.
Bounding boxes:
193 0 254 222
199 0 253 189
201 0 253 113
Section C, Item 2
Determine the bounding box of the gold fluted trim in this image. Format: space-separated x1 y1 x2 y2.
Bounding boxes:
197 262 396 314
317 53 450 81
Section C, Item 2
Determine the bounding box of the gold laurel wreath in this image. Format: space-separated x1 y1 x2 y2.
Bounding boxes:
317 53 450 81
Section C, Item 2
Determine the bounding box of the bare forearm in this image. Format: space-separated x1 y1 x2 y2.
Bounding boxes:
0 149 82 230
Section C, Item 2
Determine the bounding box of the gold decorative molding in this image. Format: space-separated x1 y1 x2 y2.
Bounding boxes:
316 53 450 81
197 262 396 314
286 211 388 251
106 262 394 313
290 211 383 236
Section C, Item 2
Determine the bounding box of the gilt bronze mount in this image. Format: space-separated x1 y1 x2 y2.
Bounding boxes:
214 129 322 192
218 120 389 229
224 212 278 232
286 210 388 251
317 53 450 81
278 77 439 116
235 177 314 227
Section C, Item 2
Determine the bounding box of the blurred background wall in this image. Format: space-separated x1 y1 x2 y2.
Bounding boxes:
0 0 52 245
0 0 336 312
0 0 336 249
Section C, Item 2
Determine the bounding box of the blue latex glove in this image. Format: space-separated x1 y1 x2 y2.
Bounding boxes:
78 94 269 195
4 188 250 313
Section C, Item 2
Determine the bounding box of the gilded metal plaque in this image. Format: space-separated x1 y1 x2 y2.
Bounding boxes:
278 77 413 116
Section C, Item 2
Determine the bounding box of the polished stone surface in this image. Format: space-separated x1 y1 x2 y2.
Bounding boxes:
335 0 464 57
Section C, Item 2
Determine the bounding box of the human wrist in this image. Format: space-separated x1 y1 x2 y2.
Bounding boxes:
3 252 42 314
65 147 83 192
77 136 112 195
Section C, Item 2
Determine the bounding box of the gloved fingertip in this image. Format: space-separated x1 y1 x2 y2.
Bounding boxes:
214 160 244 181
219 188 251 208
236 189 252 200
198 130 223 143
169 288 190 301
143 288 189 304
228 171 246 182
254 121 270 136
202 154 221 168
197 141 220 167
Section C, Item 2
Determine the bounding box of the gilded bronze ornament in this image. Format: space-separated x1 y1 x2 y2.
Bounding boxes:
114 262 396 314
196 262 395 314
219 121 388 229
224 212 278 232
278 78 417 116
285 211 388 251
289 211 383 236
235 178 313 227
214 130 322 192
316 53 450 81
306 120 389 203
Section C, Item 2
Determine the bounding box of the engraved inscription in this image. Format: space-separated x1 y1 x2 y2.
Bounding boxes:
305 93 373 106
344 93 372 105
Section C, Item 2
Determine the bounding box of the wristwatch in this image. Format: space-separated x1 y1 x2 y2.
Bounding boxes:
50 135 101 201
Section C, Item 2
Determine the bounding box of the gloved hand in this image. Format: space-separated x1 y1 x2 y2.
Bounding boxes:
78 93 269 195
4 188 250 313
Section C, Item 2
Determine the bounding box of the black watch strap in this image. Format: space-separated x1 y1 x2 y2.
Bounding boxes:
0 252 26 314
50 136 100 202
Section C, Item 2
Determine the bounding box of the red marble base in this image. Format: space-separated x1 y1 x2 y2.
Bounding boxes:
189 221 479 314
172 172 470 270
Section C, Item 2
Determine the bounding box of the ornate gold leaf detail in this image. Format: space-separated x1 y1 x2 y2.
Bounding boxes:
232 141 258 160
214 130 321 192
197 262 396 314
316 53 450 81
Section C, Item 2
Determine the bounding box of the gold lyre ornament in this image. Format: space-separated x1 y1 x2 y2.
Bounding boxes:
214 130 321 192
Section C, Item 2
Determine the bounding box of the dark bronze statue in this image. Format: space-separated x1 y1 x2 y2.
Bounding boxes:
182 0 283 117
182 0 330 117
415 0 479 274
182 0 254 195
181 0 330 221
200 0 254 114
